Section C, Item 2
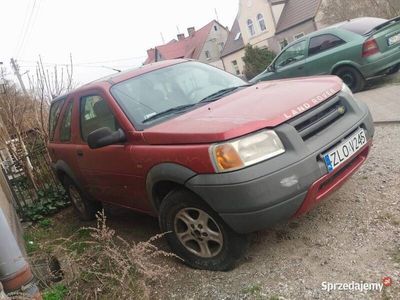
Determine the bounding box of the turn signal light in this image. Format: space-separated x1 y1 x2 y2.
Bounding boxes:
214 144 244 171
362 38 380 57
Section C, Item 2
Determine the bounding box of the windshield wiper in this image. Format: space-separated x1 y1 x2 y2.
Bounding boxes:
198 85 249 104
142 104 196 123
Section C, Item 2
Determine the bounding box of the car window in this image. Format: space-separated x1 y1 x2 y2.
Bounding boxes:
59 100 73 142
308 34 345 56
275 40 307 69
49 98 66 141
339 18 386 35
80 95 119 141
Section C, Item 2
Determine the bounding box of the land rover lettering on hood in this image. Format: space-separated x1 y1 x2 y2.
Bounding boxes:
48 60 374 271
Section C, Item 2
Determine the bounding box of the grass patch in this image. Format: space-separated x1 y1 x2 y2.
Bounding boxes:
242 284 263 298
42 284 68 300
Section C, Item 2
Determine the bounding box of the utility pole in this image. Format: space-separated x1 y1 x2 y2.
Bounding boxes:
10 58 28 97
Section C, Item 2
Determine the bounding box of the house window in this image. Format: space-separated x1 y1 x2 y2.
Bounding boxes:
279 39 289 50
234 32 241 41
247 19 255 36
294 33 305 40
231 60 240 75
214 25 218 31
205 50 211 59
257 14 266 31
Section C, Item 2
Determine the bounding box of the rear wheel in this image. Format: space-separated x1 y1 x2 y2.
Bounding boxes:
159 189 249 271
335 66 365 93
64 177 101 221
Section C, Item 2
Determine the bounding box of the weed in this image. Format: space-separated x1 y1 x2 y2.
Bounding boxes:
42 284 68 300
27 211 176 299
20 186 69 222
242 284 263 298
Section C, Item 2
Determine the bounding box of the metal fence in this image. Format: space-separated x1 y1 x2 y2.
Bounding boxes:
0 137 66 219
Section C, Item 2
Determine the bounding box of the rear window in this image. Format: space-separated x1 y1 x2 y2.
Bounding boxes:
49 98 66 141
339 18 386 35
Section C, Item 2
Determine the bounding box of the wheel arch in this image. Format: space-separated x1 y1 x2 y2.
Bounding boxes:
330 61 363 77
146 163 197 213
52 160 81 189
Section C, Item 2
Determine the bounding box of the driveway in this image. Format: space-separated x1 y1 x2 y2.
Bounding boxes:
356 84 400 123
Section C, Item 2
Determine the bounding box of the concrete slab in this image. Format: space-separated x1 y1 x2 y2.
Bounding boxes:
356 84 400 123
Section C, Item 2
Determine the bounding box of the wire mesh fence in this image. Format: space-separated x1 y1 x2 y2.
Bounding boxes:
1 136 68 220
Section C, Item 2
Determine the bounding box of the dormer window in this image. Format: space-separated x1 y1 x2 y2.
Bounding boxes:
257 14 266 31
247 19 255 36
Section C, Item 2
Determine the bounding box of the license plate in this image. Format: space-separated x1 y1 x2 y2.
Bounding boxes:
323 128 367 173
388 33 400 46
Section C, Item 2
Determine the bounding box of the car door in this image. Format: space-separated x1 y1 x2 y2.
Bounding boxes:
272 40 308 79
305 34 347 76
74 91 150 212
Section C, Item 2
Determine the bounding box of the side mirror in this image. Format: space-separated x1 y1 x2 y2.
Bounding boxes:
87 127 126 149
267 65 276 72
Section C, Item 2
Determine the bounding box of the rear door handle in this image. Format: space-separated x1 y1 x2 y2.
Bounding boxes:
76 150 84 157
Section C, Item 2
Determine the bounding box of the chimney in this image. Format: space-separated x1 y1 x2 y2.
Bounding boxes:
177 33 185 40
187 27 195 37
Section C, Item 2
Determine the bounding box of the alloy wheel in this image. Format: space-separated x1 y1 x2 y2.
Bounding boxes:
174 207 223 258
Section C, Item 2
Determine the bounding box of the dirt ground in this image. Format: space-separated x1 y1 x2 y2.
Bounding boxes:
44 124 400 299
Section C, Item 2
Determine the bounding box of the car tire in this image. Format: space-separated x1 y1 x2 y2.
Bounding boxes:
159 188 249 271
63 177 101 221
335 66 365 93
387 64 400 75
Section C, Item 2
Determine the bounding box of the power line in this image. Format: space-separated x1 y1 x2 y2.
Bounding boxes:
18 55 146 66
18 0 41 59
13 0 33 56
15 0 39 59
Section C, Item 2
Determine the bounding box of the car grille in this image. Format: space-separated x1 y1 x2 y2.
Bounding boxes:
289 95 346 141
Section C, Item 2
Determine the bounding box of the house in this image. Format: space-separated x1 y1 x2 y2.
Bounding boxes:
144 20 229 69
221 0 323 76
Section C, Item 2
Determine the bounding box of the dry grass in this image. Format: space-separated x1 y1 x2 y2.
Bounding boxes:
27 211 177 299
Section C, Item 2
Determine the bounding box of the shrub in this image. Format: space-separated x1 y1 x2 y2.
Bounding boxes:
243 44 276 80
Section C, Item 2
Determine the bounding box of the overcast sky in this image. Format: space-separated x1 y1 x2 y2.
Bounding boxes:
1 0 238 87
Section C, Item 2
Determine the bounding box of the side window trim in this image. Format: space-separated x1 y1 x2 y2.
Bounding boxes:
308 34 346 57
59 99 74 142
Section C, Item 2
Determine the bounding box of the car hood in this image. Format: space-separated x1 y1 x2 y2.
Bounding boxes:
142 76 342 145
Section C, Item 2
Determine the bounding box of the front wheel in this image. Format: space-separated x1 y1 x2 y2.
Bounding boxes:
64 177 101 221
334 66 365 93
159 189 249 271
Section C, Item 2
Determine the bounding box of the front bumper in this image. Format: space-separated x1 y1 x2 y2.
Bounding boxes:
185 94 374 234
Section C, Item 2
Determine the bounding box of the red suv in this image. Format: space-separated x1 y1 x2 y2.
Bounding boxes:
48 60 374 270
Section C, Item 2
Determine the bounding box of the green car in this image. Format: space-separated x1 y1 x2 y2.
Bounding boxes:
252 16 400 92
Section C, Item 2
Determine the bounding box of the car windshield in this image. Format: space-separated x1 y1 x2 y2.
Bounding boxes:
110 61 246 129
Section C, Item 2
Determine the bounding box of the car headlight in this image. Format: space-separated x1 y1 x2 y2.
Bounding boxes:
210 130 285 172
341 82 353 96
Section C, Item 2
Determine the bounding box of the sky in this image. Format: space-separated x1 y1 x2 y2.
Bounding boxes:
0 0 238 87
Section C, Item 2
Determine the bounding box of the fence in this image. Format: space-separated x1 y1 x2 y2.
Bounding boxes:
0 135 68 220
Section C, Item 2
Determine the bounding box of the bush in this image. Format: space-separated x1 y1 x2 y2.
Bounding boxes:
243 44 276 80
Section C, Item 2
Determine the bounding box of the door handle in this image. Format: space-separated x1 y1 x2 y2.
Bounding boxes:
297 66 304 70
76 150 84 157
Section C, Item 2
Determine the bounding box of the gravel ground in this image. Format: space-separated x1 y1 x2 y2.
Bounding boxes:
144 124 399 300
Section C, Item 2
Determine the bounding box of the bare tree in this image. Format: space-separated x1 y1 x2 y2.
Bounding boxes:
0 55 75 191
321 0 400 26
